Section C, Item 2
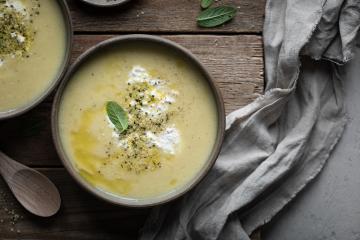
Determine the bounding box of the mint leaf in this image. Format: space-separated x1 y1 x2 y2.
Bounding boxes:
197 6 237 28
106 101 128 133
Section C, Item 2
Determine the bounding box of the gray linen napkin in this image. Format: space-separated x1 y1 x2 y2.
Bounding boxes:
140 0 360 239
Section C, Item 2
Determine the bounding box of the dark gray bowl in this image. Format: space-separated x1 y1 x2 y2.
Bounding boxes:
52 34 225 207
0 0 73 120
78 0 131 8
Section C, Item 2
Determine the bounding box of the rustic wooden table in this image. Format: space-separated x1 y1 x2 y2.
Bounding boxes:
0 0 265 239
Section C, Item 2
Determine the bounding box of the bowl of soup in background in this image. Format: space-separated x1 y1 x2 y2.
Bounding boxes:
0 0 72 120
78 0 131 8
52 35 225 207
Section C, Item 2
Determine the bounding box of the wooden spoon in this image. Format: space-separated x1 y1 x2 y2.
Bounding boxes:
0 151 61 217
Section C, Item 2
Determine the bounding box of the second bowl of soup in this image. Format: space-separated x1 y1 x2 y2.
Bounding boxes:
53 35 225 206
0 0 72 119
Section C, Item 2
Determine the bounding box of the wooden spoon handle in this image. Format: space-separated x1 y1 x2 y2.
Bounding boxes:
0 151 22 180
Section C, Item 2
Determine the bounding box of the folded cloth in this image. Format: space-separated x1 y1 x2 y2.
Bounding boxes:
139 1 360 239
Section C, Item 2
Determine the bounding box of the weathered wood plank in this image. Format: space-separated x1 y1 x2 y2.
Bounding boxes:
68 0 265 33
0 169 148 240
0 34 263 166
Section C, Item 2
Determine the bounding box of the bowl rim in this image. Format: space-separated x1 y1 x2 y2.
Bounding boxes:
0 0 73 120
77 0 132 8
51 34 225 207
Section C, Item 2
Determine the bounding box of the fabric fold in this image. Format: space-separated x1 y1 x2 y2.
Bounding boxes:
140 0 360 239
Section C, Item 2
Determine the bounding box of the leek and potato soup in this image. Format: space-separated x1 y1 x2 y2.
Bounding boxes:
0 0 66 113
59 43 218 199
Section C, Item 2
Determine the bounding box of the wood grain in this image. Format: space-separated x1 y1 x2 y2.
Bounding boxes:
68 0 266 33
0 34 263 167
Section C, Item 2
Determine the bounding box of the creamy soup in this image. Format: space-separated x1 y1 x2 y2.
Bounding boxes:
59 43 218 199
0 0 66 112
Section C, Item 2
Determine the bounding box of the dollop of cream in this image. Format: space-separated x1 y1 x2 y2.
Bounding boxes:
5 0 26 15
127 65 178 117
17 34 26 43
10 32 26 43
146 127 180 154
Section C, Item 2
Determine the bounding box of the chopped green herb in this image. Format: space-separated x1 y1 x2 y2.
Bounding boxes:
0 1 40 58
